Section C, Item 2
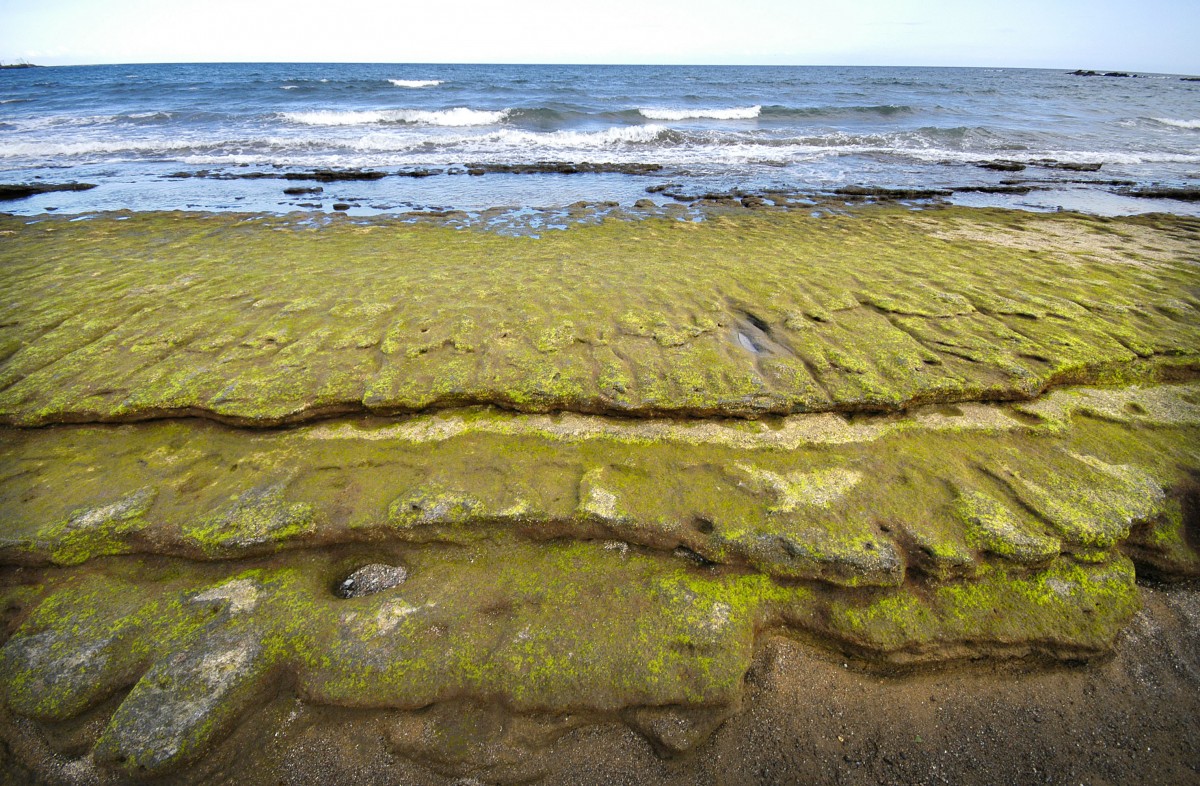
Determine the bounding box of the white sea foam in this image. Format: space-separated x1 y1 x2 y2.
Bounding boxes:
281 108 510 126
638 106 762 120
388 79 444 88
372 124 676 152
280 85 298 90
1152 117 1200 129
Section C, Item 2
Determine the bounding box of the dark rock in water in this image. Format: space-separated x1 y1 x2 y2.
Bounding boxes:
332 203 352 211
283 186 323 195
1182 77 1200 82
1035 160 1102 172
976 160 1026 172
396 168 443 178
1070 70 1134 78
336 563 409 598
1117 187 1200 202
461 161 663 176
741 196 769 208
836 185 953 200
0 62 40 69
167 170 276 181
646 183 675 193
954 184 1035 194
633 198 656 209
0 182 97 201
285 169 387 182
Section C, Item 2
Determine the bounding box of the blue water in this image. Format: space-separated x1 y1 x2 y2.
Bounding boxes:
1 63 1198 215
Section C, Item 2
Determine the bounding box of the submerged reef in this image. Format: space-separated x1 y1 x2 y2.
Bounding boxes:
0 205 1198 782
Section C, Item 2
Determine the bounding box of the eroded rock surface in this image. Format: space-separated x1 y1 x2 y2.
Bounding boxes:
0 207 1198 782
0 207 1196 425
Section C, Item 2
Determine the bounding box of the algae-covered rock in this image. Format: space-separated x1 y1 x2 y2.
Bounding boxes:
1 208 1197 424
1 206 1199 779
183 482 316 556
93 624 274 774
956 491 1061 563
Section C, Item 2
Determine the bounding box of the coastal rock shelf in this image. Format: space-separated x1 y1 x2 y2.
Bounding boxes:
1 206 1199 781
2 383 1199 776
0 207 1197 425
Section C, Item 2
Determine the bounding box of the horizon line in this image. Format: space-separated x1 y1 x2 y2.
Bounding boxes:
2 60 1194 76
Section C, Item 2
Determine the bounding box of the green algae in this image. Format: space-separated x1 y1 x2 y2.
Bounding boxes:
182 482 317 556
955 490 1061 563
2 383 1197 586
822 557 1140 659
0 535 1149 775
1 205 1199 776
0 208 1196 425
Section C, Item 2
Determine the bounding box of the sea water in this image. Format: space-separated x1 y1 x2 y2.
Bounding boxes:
1 62 1198 216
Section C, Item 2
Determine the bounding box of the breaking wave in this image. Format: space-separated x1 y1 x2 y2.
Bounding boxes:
1151 117 1200 129
639 106 762 120
388 79 444 88
281 108 510 126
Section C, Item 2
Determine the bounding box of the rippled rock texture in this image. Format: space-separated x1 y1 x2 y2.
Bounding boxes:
0 206 1198 782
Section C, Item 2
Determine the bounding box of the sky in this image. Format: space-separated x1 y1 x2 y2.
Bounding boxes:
1 0 1197 73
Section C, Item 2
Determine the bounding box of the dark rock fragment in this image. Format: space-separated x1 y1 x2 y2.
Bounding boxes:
976 160 1026 172
0 182 97 201
284 169 387 182
835 185 953 200
283 186 323 195
336 563 409 598
954 185 1035 194
460 161 663 176
1036 160 1102 172
1117 187 1200 202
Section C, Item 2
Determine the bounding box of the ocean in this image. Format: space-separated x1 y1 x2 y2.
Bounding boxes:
1 62 1198 217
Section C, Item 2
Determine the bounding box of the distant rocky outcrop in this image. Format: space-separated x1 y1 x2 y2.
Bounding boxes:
1070 69 1137 78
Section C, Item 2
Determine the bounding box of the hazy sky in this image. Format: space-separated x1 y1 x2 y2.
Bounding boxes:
1 0 1197 73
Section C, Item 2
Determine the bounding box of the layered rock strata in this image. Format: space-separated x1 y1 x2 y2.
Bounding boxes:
0 205 1197 781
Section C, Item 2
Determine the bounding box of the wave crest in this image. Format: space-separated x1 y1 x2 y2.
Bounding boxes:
281 108 510 127
1152 117 1200 129
388 79 444 88
638 106 762 121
